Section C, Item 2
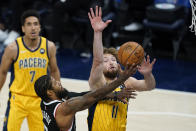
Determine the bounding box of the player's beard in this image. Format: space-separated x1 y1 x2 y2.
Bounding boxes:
103 70 118 80
31 38 36 41
30 36 38 41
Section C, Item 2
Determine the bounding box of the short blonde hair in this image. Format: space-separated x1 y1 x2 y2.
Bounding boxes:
103 47 118 60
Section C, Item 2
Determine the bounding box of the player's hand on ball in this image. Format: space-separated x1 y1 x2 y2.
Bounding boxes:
118 63 137 81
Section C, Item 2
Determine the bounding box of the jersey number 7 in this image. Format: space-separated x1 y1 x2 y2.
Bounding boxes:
30 71 36 82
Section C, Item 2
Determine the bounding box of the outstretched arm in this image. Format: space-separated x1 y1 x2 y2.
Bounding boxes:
55 64 137 129
64 64 136 112
125 55 156 91
88 6 112 89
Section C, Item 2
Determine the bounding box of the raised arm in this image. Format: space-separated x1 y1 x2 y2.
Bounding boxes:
55 64 137 129
125 55 156 91
0 43 17 91
88 6 112 89
48 41 60 81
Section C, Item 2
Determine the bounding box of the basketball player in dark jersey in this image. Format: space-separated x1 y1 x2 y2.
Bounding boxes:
88 6 156 131
34 63 137 131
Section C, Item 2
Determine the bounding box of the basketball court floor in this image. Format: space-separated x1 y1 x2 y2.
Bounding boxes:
0 73 196 131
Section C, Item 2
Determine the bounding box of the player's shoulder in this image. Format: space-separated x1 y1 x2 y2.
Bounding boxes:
47 40 57 58
5 41 18 53
47 40 56 49
89 75 106 90
3 41 18 59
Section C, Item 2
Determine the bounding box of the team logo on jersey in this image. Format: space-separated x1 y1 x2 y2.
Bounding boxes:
40 48 45 54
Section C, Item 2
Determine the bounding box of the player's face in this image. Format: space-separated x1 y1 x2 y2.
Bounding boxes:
50 77 65 99
22 16 41 40
103 54 118 79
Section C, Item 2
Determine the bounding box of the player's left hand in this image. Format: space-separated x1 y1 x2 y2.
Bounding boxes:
116 88 137 104
138 55 156 75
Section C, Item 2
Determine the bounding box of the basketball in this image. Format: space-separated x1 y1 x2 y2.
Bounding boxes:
118 41 144 67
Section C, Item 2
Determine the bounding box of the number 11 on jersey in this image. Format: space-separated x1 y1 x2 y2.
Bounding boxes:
112 105 118 118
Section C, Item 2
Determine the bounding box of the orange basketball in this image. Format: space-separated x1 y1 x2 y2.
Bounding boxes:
118 41 144 67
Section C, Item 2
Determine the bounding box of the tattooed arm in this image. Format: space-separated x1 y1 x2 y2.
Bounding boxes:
55 64 137 130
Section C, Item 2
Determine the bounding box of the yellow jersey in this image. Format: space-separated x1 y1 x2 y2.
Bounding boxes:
9 37 49 96
88 85 128 131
